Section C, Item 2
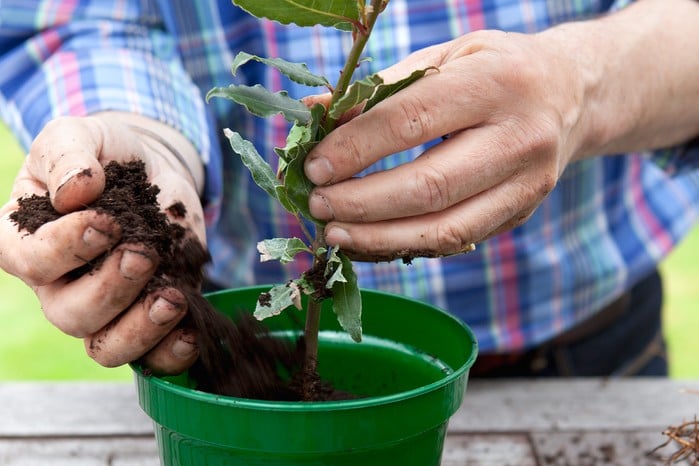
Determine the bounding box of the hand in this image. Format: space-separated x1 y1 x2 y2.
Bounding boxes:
304 30 588 261
305 0 699 262
0 113 205 374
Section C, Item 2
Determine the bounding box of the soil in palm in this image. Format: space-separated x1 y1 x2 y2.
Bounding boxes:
11 160 350 401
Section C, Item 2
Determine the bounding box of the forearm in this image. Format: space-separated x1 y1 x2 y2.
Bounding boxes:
546 0 699 159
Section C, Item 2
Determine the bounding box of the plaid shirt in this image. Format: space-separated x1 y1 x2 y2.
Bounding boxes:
1 0 698 353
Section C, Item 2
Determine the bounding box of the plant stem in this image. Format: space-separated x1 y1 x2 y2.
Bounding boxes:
303 235 327 379
304 295 322 374
303 0 388 398
323 0 386 133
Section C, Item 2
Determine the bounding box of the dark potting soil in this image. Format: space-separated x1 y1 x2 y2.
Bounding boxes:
11 160 351 401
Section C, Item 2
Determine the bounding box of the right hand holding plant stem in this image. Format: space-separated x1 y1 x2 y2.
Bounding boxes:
304 0 699 261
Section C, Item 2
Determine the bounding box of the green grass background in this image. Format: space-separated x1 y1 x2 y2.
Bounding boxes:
0 123 697 380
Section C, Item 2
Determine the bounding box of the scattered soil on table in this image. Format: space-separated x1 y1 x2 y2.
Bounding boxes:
11 160 350 401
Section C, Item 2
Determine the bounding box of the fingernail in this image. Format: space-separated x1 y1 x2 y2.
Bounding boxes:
305 156 334 185
82 226 115 248
308 192 334 220
57 167 84 191
120 249 155 280
149 297 183 326
325 226 352 248
172 331 197 359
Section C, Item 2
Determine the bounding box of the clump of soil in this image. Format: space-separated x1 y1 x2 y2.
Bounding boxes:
11 160 347 401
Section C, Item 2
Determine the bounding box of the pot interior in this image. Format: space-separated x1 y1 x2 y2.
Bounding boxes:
158 285 477 400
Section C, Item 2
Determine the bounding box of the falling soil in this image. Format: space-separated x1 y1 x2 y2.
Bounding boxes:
11 160 350 401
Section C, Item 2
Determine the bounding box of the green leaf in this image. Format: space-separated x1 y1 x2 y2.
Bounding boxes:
363 67 438 113
254 282 303 320
207 84 311 124
231 52 330 88
324 246 345 289
257 238 310 264
274 185 297 214
224 129 281 199
331 251 362 342
308 102 326 141
328 73 383 120
232 0 360 31
285 142 318 222
275 120 314 163
224 130 299 215
280 104 326 223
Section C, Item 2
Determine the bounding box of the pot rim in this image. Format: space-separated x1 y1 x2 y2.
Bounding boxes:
134 286 478 412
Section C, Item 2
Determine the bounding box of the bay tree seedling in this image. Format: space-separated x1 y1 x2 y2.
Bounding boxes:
207 0 437 398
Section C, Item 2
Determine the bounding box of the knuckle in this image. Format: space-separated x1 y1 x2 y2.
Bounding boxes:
538 173 556 197
431 221 470 254
44 306 90 338
528 119 560 158
84 323 127 368
11 257 53 287
334 134 366 178
387 98 433 147
413 165 452 212
512 209 535 228
348 198 371 222
505 117 559 164
85 344 124 368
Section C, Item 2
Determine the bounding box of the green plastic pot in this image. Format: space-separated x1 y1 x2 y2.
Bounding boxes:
134 286 478 466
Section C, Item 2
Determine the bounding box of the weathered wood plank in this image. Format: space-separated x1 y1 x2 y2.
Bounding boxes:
529 431 687 466
3 379 698 435
1 379 697 466
0 438 158 466
0 382 151 437
0 436 535 466
451 378 699 432
442 433 537 466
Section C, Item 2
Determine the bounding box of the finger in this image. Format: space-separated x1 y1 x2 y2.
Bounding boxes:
141 328 199 375
84 287 187 367
305 52 484 186
322 170 552 260
38 243 159 337
151 170 207 244
308 127 525 223
0 209 121 285
26 116 145 213
27 118 106 213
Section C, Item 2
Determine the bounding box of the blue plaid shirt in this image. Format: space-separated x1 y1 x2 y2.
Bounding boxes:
1 0 698 353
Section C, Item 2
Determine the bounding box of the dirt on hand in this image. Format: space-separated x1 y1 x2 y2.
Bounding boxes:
11 160 324 400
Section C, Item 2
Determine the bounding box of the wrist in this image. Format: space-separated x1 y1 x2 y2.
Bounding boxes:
542 0 699 160
96 112 205 195
535 18 617 162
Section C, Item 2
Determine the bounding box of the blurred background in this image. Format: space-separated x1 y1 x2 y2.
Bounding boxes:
1 122 697 381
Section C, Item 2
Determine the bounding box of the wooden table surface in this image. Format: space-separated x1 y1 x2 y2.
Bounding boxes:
1 378 697 465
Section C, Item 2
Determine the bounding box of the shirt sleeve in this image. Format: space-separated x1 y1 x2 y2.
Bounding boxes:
0 1 222 224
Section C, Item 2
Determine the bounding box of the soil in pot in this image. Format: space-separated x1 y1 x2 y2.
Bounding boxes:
10 160 350 401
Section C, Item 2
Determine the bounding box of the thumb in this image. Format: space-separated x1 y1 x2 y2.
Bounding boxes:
27 117 106 214
27 116 144 214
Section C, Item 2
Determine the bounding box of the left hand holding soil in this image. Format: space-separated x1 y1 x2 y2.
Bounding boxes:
0 114 206 375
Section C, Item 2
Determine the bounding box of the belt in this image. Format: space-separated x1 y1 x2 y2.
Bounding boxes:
471 290 632 377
